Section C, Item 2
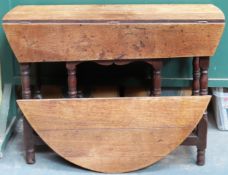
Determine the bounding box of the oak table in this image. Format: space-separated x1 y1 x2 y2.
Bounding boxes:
3 4 225 173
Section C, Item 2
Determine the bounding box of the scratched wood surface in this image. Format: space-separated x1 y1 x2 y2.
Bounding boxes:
17 96 211 173
3 23 224 62
3 5 225 63
2 5 224 21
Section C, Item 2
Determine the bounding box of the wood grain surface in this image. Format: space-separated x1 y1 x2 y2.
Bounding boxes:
3 4 225 63
3 23 224 62
17 96 211 173
3 5 224 21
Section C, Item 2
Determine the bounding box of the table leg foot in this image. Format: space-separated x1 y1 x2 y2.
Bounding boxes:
196 149 205 166
23 118 35 164
26 149 35 164
196 112 208 166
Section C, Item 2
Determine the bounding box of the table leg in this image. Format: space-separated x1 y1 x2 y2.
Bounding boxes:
33 64 42 99
192 57 200 96
197 56 210 165
20 64 35 164
148 60 162 96
66 62 78 98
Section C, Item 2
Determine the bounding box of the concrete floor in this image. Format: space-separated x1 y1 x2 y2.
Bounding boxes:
0 114 228 175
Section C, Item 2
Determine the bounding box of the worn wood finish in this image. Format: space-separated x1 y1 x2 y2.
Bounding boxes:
3 23 224 63
3 5 225 21
17 96 211 173
3 5 225 63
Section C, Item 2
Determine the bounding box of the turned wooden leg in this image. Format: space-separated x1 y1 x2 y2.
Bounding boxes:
147 60 162 96
192 57 200 96
33 64 42 99
20 64 35 164
197 56 210 166
66 62 79 98
199 57 210 96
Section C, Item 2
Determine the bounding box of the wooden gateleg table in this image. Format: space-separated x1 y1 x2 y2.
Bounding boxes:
2 4 225 173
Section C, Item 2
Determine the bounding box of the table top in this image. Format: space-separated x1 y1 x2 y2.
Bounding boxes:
2 4 225 63
3 4 225 23
17 96 211 173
